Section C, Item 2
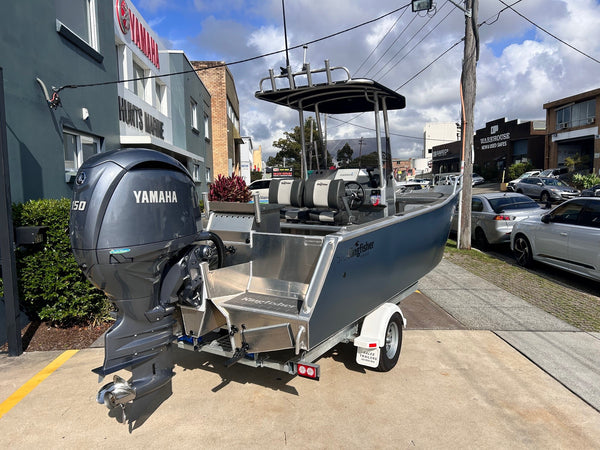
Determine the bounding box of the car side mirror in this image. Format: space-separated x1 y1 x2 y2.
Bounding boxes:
541 214 551 224
537 182 543 186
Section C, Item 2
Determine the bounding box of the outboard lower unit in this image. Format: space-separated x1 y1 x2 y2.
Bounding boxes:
70 148 220 421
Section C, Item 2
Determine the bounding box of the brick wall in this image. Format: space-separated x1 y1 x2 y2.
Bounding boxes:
192 61 228 177
192 61 240 178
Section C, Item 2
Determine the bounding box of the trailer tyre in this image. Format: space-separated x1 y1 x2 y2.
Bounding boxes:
376 312 403 372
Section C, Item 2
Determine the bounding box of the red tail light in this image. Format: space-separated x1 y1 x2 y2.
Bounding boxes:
493 215 511 221
296 362 320 380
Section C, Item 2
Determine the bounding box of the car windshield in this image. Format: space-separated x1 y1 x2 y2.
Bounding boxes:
542 178 566 186
488 196 539 213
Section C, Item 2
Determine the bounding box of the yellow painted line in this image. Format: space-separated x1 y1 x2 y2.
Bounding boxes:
0 350 78 419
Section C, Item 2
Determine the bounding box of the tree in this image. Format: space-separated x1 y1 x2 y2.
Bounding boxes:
267 119 333 176
337 143 354 168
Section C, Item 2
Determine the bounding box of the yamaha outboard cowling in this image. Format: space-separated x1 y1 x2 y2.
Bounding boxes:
70 148 203 421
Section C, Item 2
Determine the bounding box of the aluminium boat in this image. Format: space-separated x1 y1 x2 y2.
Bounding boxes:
70 60 460 423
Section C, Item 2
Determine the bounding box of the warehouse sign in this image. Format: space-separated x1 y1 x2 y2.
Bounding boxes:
480 132 510 150
118 96 164 140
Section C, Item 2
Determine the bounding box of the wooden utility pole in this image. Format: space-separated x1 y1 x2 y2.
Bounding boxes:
458 0 478 249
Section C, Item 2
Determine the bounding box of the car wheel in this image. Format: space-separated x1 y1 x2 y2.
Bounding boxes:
474 227 489 250
540 191 550 203
513 234 533 268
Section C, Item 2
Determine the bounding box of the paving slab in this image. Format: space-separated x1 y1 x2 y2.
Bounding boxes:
497 331 600 412
420 260 577 331
1 331 599 448
402 291 466 330
0 350 63 404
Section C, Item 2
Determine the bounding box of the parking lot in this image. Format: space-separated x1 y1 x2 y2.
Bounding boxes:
1 259 599 448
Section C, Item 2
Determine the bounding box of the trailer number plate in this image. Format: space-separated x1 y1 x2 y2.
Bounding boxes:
356 347 380 368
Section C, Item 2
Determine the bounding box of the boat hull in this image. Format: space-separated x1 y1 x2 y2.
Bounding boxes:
307 194 457 347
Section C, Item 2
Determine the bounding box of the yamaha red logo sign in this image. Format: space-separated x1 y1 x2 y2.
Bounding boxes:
116 0 131 35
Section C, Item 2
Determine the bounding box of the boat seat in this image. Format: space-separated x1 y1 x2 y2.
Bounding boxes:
304 179 348 225
268 178 308 221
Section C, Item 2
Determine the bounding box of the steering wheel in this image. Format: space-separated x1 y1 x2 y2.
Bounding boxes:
344 182 365 209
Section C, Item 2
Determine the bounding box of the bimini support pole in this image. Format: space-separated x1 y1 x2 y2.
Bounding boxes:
382 98 395 214
298 105 308 180
373 93 388 214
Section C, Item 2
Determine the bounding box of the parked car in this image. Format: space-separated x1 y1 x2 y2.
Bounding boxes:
433 173 460 186
511 198 600 281
581 184 600 197
248 178 272 202
539 167 569 178
451 192 545 248
472 173 485 186
506 170 541 191
513 176 580 203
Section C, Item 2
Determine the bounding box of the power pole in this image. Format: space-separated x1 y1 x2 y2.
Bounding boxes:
458 0 478 249
413 0 479 249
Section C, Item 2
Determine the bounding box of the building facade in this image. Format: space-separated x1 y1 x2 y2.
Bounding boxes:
543 88 599 174
0 0 212 204
431 117 546 176
192 61 242 179
1 0 121 203
114 1 211 194
474 118 546 172
423 122 461 167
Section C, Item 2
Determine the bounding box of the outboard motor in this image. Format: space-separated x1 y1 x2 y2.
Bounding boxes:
70 148 221 422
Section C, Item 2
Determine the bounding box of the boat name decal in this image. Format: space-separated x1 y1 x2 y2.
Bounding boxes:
348 241 375 258
133 190 178 204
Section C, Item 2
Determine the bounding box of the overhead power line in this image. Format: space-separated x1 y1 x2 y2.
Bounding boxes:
353 7 408 76
54 3 412 93
498 0 600 64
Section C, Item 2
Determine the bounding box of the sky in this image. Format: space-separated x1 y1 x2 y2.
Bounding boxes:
130 0 600 162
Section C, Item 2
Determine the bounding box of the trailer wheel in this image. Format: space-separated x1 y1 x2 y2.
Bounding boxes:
376 312 403 372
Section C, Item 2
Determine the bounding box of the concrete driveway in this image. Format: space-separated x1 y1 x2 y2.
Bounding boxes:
1 259 600 448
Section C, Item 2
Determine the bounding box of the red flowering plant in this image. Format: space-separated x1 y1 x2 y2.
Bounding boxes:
208 174 252 202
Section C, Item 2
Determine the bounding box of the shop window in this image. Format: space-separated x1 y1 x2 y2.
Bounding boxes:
191 98 198 131
55 0 98 50
204 114 210 140
63 129 101 182
556 99 596 129
154 81 166 114
192 163 201 182
132 61 146 100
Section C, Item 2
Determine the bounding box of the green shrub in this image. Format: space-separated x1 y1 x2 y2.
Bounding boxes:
5 198 110 326
572 173 600 190
506 162 534 181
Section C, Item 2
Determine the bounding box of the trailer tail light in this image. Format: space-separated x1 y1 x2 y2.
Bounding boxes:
296 362 320 380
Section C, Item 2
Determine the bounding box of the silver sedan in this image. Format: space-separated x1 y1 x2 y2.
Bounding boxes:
511 198 600 282
513 176 580 203
451 192 545 248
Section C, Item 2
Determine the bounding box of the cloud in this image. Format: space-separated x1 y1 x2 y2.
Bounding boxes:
130 0 600 163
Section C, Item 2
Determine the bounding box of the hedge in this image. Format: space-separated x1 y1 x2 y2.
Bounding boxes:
0 198 110 326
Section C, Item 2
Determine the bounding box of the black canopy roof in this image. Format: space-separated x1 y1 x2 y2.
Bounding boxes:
255 78 406 114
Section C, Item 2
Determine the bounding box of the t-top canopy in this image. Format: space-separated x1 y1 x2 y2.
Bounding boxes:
255 78 406 114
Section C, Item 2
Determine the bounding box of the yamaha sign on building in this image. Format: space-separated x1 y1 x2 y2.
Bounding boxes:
114 0 172 147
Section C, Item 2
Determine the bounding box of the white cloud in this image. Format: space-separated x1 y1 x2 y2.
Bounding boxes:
131 0 600 162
